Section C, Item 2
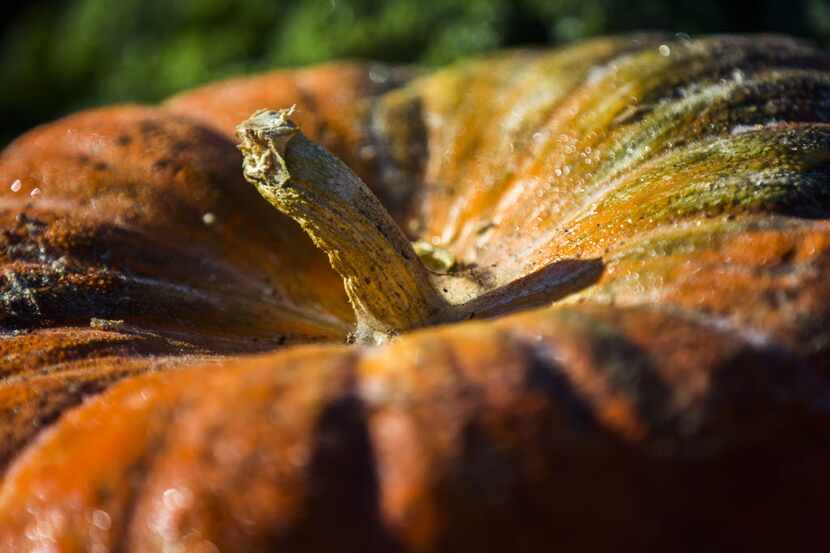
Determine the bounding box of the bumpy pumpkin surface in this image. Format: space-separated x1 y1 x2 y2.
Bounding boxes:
0 35 829 552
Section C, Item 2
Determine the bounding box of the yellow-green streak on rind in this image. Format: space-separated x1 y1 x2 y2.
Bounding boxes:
539 126 830 265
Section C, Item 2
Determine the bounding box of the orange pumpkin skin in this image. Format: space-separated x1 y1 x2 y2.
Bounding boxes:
0 34 829 551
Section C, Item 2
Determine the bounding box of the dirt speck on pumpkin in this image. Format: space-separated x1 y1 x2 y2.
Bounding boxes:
89 318 125 331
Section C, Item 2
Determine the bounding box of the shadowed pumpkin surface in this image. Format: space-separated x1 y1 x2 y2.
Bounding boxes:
0 34 829 551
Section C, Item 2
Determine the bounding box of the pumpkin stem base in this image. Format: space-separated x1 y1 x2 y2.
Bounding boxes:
237 108 452 344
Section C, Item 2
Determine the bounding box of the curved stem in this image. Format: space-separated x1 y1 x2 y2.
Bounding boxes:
237 108 449 344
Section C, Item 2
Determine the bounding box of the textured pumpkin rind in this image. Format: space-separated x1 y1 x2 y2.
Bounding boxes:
0 35 828 551
0 311 825 551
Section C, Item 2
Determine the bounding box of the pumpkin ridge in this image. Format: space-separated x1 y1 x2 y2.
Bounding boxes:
525 69 830 221
518 127 830 271
111 413 175 552
0 353 198 475
395 36 671 241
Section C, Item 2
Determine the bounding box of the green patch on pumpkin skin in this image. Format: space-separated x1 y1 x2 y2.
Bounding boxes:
412 240 457 273
655 131 830 220
562 128 830 256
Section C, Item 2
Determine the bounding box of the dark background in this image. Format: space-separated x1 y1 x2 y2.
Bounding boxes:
2 0 828 146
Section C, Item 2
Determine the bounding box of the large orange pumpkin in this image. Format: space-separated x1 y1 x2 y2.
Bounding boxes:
0 34 829 551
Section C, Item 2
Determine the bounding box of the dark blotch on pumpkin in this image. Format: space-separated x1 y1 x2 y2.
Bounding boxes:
93 162 109 172
172 141 191 154
116 135 132 146
139 120 162 135
152 159 172 171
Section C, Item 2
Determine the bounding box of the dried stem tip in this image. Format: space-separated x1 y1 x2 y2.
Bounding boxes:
236 108 448 344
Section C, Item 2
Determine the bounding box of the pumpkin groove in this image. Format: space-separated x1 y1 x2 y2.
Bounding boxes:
0 34 828 551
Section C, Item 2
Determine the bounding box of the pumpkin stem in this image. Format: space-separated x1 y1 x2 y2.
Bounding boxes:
237 108 449 344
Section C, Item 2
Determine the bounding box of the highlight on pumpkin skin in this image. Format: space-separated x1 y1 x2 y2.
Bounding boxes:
237 107 453 344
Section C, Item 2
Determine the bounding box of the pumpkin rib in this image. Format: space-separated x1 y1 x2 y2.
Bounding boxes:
0 353 203 476
109 402 178 552
119 348 394 551
509 78 830 257
583 214 830 355
524 124 830 267
0 364 189 551
0 106 356 344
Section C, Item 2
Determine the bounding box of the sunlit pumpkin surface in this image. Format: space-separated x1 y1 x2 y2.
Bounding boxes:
0 34 829 551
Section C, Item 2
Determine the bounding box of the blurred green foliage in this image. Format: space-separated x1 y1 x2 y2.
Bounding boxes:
2 0 829 145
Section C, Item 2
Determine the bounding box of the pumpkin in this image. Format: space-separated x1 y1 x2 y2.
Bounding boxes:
0 33 829 551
